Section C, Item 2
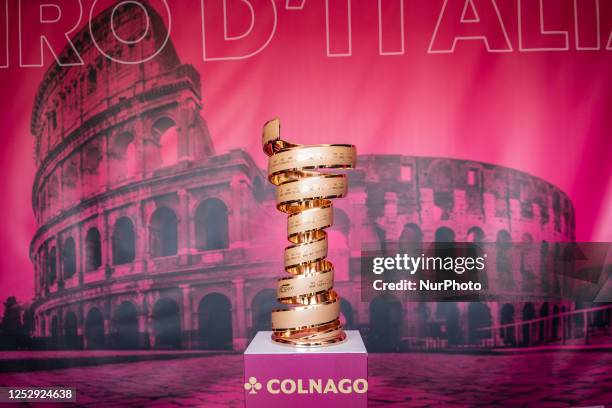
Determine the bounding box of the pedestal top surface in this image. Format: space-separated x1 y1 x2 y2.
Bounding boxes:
245 331 367 355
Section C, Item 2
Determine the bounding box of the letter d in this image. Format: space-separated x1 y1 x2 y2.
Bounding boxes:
202 0 277 61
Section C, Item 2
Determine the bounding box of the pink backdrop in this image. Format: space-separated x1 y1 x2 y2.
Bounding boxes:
0 0 610 306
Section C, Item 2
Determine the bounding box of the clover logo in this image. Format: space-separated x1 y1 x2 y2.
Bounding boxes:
244 377 262 394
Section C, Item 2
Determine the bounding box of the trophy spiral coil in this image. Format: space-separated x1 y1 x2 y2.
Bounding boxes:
262 118 357 346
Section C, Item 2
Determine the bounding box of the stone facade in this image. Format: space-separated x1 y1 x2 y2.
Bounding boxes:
343 155 579 350
30 3 580 352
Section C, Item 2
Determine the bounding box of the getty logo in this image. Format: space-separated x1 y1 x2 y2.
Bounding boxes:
244 377 368 395
244 377 263 394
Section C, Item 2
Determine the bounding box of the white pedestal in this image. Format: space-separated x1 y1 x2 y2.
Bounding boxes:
244 331 368 407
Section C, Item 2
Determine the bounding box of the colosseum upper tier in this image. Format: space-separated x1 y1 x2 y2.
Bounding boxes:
30 3 577 351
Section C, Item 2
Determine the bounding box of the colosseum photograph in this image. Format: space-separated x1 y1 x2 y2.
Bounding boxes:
0 1 610 407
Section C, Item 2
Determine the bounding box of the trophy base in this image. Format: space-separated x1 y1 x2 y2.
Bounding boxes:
244 330 368 407
271 329 347 347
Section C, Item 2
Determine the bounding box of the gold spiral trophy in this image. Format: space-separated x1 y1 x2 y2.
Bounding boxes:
262 118 357 347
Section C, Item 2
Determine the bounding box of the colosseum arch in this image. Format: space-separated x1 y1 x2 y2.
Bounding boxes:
152 298 182 349
434 227 456 280
565 202 575 239
369 295 403 351
521 302 536 346
64 311 79 349
112 217 136 265
553 191 562 232
416 302 429 337
398 223 422 254
38 254 45 283
150 207 178 258
435 226 455 243
539 241 550 292
573 302 589 336
552 243 562 294
466 226 488 284
47 175 60 214
519 178 535 219
86 65 97 94
85 228 102 272
62 237 77 279
496 230 513 288
198 293 233 350
250 289 278 339
435 302 461 345
562 244 575 287
47 246 57 285
500 303 516 345
113 301 139 350
37 252 44 291
340 298 354 329
332 208 351 238
62 159 79 204
195 198 229 251
85 308 105 349
465 165 484 215
539 302 550 343
466 226 485 242
429 160 455 219
110 132 138 183
552 305 560 340
467 302 492 344
152 117 179 168
361 222 386 251
252 176 266 202
50 315 59 347
82 145 103 197
592 302 612 331
520 233 535 291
